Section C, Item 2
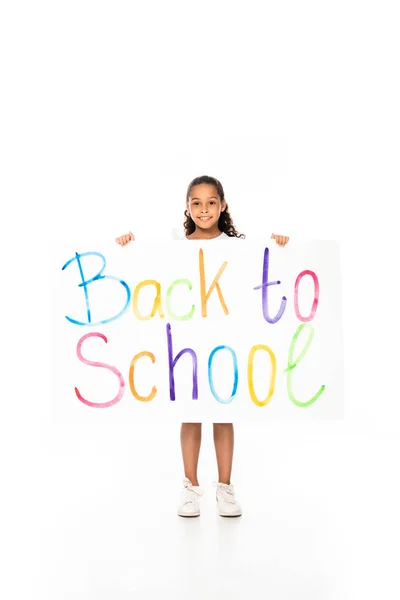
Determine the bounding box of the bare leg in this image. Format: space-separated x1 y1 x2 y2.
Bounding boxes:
213 423 234 484
180 423 202 486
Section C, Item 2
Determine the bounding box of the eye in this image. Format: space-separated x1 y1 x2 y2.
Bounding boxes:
210 201 216 205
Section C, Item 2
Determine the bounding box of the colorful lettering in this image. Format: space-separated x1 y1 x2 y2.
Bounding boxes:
254 247 286 324
166 279 195 321
294 270 319 322
208 345 238 404
166 323 198 401
62 252 131 326
129 351 157 402
285 323 325 406
248 344 277 407
133 280 164 320
75 332 125 407
199 248 229 317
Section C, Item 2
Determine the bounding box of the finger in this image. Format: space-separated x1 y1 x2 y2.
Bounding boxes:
278 235 288 246
280 236 288 246
121 232 133 246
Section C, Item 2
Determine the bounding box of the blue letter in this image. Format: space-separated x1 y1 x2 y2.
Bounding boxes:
62 251 131 326
208 345 238 404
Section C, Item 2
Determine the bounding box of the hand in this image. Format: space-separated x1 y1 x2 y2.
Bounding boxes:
271 233 290 247
115 231 135 246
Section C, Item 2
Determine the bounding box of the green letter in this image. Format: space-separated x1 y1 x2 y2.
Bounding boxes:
285 323 325 407
166 279 195 321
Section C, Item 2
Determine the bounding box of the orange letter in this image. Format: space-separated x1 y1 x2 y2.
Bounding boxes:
129 351 157 402
199 249 229 317
248 344 277 407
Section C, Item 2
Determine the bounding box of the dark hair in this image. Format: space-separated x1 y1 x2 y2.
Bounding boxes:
184 175 245 238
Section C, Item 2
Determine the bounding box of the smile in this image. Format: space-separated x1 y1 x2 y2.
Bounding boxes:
199 217 212 221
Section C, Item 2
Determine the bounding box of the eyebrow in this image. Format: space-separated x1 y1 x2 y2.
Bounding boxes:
190 196 218 201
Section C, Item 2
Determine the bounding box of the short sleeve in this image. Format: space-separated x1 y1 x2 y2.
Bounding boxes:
171 227 185 240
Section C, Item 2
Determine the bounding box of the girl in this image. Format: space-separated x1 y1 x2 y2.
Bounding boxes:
116 175 289 518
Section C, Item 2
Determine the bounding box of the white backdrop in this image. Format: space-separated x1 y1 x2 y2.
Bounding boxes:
2 2 400 599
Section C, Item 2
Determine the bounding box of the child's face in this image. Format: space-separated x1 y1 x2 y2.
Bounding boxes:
187 184 226 230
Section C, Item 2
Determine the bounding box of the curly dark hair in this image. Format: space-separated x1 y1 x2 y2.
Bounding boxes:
184 175 245 238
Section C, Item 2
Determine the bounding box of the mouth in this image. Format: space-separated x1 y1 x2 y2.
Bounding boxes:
198 216 212 221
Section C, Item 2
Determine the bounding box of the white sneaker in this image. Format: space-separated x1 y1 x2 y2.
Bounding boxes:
213 481 242 517
177 477 204 517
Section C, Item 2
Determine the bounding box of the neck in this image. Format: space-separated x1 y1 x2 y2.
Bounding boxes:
187 223 222 240
188 225 223 240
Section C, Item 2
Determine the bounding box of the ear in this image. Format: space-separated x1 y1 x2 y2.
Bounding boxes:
221 199 227 212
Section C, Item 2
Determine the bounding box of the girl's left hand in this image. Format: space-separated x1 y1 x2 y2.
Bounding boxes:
271 233 290 247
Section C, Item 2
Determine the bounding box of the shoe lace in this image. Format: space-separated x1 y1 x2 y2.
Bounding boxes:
213 481 236 504
182 480 203 505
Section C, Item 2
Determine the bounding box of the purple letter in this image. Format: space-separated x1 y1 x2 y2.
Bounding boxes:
254 247 286 324
166 323 198 401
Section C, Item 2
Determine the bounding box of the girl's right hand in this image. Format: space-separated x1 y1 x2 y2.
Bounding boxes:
115 231 135 246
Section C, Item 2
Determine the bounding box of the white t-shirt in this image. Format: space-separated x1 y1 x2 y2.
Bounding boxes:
171 228 238 241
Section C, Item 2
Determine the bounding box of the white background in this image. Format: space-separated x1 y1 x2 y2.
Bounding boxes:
1 1 399 599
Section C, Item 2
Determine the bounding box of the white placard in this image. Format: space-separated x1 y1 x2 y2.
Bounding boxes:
51 240 343 423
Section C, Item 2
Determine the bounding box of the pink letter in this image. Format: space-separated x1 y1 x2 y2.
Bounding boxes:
294 270 319 322
75 332 125 407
